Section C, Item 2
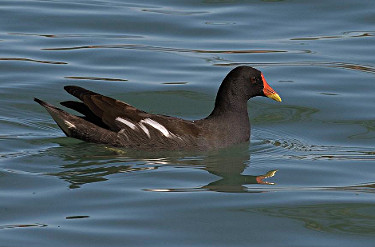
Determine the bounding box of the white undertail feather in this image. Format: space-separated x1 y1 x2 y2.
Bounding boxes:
64 120 76 129
46 108 75 135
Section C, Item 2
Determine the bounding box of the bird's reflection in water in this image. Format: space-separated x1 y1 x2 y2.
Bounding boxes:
201 169 277 193
46 140 277 192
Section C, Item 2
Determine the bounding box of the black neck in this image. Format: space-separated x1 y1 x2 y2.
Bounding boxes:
208 83 249 117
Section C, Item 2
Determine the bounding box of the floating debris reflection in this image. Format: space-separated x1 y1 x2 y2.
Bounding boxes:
65 76 128 82
0 57 67 65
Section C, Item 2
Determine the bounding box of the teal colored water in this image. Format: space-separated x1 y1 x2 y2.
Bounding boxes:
1 0 375 246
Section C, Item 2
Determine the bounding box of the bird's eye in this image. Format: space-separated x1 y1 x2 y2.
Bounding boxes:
250 77 257 84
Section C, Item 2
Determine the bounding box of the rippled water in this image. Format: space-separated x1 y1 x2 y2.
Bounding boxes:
1 0 375 246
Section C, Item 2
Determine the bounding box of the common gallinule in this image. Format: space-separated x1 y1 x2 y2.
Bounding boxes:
35 66 281 150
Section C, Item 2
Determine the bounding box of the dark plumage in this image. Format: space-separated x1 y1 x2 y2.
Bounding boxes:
34 66 281 150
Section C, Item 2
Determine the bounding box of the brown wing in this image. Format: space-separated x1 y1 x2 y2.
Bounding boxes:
63 86 201 139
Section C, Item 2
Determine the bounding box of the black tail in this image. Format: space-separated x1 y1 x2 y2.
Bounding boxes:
34 97 77 136
64 86 101 101
34 97 52 107
60 100 108 129
34 98 117 144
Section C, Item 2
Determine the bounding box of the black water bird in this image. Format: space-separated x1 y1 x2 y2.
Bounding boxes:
35 66 281 150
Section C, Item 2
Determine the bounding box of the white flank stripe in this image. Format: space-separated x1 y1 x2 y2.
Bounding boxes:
64 120 75 128
140 118 171 138
115 117 136 130
139 123 150 138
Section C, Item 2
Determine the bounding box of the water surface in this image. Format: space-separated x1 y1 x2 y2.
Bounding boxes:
1 0 375 246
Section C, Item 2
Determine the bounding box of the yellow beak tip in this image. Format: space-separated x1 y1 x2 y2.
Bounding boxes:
267 93 282 102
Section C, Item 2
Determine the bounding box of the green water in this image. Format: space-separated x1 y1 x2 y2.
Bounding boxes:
1 0 375 246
